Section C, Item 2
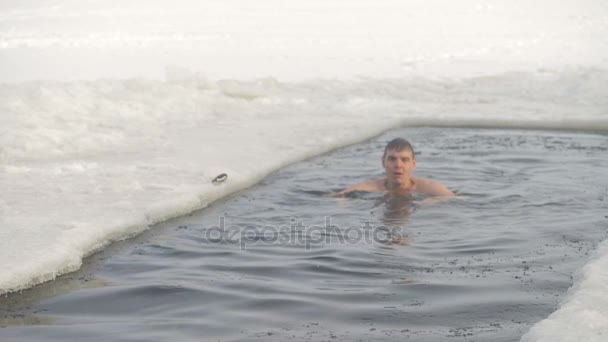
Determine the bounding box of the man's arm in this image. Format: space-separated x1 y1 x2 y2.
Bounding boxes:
329 180 382 197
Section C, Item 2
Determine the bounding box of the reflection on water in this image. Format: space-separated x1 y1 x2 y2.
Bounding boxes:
1 128 607 342
378 193 416 226
0 264 107 328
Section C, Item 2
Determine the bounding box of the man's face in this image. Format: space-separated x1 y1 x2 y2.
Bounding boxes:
382 148 416 185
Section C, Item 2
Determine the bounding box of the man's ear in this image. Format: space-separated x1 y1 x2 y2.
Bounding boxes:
381 155 386 168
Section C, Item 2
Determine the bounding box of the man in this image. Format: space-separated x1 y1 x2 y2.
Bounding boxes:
335 138 455 197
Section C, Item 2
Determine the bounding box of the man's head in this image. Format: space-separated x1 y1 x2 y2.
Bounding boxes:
382 138 415 160
382 138 416 186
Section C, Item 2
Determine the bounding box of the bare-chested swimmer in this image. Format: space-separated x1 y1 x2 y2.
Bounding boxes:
334 138 455 198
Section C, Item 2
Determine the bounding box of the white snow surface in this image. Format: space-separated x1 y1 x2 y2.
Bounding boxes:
1 1 608 341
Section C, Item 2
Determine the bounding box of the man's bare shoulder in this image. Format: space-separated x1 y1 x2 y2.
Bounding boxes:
413 177 455 197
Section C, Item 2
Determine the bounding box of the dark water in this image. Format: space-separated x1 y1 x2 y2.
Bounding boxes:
1 127 607 342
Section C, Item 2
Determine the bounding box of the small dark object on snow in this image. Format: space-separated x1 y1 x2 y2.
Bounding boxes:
212 173 228 184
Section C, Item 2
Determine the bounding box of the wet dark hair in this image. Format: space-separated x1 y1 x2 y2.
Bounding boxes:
382 138 415 159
